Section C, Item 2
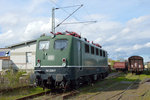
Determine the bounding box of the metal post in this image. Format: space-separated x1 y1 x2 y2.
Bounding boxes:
52 8 55 33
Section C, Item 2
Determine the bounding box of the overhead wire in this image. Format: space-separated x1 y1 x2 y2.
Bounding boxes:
48 0 98 38
49 0 81 21
54 4 83 29
76 0 95 21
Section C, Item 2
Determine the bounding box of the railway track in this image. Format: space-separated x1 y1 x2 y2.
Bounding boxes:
0 72 122 100
16 90 52 100
106 75 140 100
16 89 79 100
84 73 135 100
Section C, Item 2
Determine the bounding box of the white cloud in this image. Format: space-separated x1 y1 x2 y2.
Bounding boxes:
145 42 150 47
0 0 150 61
121 28 130 34
115 48 124 52
94 37 103 43
0 30 14 46
127 15 150 25
106 35 117 42
133 44 143 50
84 14 110 21
22 20 51 40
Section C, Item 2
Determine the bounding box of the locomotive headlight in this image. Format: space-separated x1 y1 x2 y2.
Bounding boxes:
37 63 40 67
37 59 41 67
62 63 66 67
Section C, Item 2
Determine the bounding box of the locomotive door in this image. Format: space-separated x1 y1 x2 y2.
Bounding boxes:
77 41 82 69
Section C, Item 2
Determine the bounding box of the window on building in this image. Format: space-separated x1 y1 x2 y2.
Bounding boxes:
103 51 105 57
85 44 89 53
26 52 32 63
91 46 94 54
54 39 68 50
96 48 98 55
39 41 50 50
100 49 102 56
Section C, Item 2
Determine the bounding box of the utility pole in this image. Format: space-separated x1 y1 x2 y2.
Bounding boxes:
51 7 55 33
51 4 96 33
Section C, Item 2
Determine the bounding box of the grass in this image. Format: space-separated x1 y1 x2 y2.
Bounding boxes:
0 87 49 100
78 72 150 95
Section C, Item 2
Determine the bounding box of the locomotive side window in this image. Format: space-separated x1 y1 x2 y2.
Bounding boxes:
54 39 68 50
100 49 102 56
103 51 105 57
85 44 89 53
96 48 98 55
39 41 50 50
91 46 94 54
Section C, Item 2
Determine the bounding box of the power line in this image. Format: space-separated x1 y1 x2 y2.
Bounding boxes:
54 4 83 29
49 0 81 21
76 0 94 21
62 21 97 25
56 5 82 9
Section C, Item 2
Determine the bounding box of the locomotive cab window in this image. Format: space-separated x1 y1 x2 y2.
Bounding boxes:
39 41 50 50
91 46 94 55
103 51 105 57
100 49 102 56
96 48 98 55
54 39 68 50
85 44 89 53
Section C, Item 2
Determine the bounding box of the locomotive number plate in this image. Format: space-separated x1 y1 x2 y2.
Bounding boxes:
46 69 56 72
48 55 55 60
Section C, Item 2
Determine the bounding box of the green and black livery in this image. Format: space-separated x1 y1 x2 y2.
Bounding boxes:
35 34 109 89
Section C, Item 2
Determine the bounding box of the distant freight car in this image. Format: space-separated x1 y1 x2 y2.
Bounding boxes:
113 62 128 71
128 56 144 74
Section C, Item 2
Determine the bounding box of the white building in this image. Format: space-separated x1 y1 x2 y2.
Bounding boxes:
8 40 36 71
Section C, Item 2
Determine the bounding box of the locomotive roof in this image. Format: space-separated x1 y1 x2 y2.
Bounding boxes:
128 56 143 60
42 34 107 52
73 36 107 52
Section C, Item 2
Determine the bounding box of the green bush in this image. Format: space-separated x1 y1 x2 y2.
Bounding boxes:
0 69 30 90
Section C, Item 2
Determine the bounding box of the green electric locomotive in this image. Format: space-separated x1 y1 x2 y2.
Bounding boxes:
34 31 109 90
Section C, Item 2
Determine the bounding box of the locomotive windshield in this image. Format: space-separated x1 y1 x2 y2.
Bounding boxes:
54 39 68 50
39 41 50 50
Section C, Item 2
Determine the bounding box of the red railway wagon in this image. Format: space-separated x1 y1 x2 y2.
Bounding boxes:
128 56 144 74
113 62 128 71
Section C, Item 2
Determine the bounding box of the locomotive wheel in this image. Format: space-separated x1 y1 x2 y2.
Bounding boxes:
98 74 102 80
35 77 42 86
101 73 105 79
75 80 80 89
87 76 92 85
63 80 71 91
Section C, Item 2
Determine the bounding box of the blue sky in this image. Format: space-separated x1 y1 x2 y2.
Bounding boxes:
0 27 2 34
0 0 150 62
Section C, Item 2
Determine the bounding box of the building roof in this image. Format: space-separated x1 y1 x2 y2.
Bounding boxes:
0 48 10 52
7 39 37 48
0 56 10 60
